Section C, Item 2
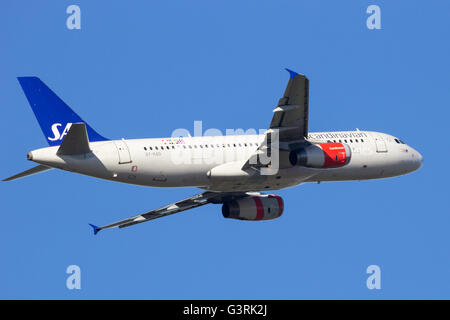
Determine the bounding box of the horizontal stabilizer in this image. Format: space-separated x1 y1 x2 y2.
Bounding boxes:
57 123 91 155
2 164 52 181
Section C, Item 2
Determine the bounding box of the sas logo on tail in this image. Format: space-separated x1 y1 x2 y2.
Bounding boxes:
48 123 73 141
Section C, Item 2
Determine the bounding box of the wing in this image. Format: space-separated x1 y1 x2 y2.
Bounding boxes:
271 68 309 142
243 69 310 170
89 191 247 234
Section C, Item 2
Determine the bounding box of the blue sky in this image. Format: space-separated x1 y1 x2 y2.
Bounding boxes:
0 0 449 299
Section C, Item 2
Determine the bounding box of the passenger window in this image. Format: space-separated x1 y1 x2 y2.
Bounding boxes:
149 147 153 150
350 139 353 143
339 140 342 143
355 139 358 143
171 146 175 149
361 139 364 142
155 146 158 150
144 147 147 150
344 140 347 143
166 146 170 150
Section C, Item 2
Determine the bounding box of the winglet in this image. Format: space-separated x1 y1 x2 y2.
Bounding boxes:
89 224 100 235
285 68 298 79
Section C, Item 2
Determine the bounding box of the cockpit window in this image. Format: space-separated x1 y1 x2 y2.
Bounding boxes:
395 138 405 144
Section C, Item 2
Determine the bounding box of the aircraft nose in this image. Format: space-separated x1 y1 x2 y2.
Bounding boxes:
416 150 424 168
27 151 33 161
409 147 423 171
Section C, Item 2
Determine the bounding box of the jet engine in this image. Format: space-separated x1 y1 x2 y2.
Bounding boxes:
289 142 351 168
222 195 284 221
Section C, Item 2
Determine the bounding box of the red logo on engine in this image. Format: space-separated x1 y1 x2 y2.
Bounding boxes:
319 143 349 168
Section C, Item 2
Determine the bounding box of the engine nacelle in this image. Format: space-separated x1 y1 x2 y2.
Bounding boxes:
289 143 351 168
222 195 284 221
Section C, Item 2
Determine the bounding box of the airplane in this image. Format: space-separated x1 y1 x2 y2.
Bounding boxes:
3 69 423 234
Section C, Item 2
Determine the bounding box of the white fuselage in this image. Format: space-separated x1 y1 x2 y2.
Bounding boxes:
27 131 423 192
